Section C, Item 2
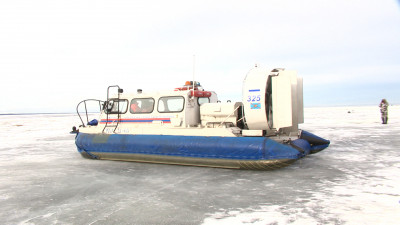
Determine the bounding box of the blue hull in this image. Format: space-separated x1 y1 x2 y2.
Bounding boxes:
75 131 329 170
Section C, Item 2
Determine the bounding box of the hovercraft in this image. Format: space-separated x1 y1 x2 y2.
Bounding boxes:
72 67 329 170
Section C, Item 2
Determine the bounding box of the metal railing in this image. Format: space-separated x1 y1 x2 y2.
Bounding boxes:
76 99 104 127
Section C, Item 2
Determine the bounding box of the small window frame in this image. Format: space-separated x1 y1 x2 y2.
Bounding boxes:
197 97 210 105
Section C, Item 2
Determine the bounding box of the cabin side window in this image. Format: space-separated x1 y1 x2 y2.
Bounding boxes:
158 96 185 113
130 98 155 114
198 97 210 105
104 99 128 114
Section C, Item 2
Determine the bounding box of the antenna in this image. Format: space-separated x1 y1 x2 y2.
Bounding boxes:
192 54 195 96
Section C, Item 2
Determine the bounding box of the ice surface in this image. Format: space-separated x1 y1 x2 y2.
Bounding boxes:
0 106 399 224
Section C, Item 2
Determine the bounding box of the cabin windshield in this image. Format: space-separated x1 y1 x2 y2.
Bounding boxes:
130 98 155 114
158 96 185 113
104 99 128 114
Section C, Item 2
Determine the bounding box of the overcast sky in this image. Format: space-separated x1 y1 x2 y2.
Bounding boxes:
0 0 399 113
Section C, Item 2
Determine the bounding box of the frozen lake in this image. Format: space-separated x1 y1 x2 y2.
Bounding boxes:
0 106 399 224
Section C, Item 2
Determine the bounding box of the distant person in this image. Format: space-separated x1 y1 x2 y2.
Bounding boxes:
379 99 389 124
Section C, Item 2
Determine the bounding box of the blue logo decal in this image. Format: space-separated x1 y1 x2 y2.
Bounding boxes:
250 103 261 109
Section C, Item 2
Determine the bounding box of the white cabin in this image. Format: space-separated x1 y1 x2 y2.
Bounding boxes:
78 68 304 139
